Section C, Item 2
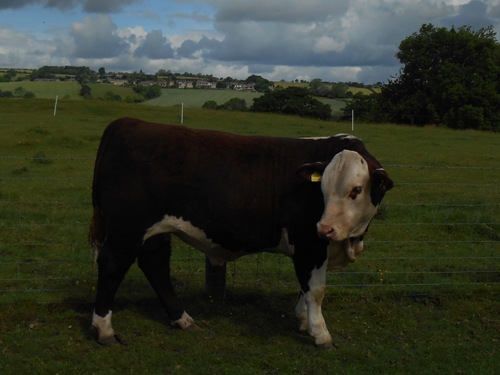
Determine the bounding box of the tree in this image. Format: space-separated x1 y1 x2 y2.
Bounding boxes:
343 93 388 122
14 87 26 97
330 83 349 98
216 81 227 89
309 78 329 97
144 85 162 99
0 69 16 82
202 100 218 109
80 84 92 99
133 85 162 100
222 98 247 111
0 90 13 98
245 74 271 92
383 24 500 130
251 87 331 120
104 90 122 101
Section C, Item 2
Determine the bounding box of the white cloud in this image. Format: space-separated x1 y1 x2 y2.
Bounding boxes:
70 15 128 58
0 27 62 68
0 0 498 83
313 36 346 54
134 29 175 59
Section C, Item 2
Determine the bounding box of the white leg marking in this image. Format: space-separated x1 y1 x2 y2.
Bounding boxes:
305 260 332 347
295 292 308 332
92 310 115 341
172 311 195 330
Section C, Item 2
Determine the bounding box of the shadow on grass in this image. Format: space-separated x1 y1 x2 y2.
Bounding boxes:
61 287 312 347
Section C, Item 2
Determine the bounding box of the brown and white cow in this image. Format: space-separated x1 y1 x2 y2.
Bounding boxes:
90 117 393 348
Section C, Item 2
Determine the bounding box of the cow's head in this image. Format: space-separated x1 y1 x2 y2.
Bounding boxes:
298 149 393 264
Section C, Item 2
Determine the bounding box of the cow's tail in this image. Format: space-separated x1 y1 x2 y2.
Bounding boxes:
89 207 105 264
89 119 121 264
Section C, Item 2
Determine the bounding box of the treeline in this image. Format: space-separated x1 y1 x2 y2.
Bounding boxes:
30 66 96 81
307 80 378 99
203 87 332 120
0 87 35 99
343 24 500 131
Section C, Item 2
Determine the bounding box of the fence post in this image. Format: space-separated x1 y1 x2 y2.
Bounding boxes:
205 257 227 299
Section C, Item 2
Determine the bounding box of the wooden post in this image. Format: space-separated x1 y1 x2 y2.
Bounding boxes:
205 257 227 299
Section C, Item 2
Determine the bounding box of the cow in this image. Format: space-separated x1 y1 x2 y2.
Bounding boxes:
89 117 393 348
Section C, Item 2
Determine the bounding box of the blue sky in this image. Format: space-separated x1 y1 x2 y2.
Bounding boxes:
0 0 498 83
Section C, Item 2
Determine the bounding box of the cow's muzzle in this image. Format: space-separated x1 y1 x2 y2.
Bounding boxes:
317 224 337 240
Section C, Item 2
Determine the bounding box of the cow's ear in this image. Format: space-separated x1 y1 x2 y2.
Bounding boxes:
296 162 327 183
370 168 394 206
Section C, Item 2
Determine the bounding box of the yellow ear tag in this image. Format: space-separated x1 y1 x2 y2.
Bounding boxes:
311 172 322 182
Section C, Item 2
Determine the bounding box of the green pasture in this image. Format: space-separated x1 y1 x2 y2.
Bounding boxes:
0 98 498 374
0 81 136 101
0 81 81 99
0 82 348 115
0 82 262 106
145 88 262 108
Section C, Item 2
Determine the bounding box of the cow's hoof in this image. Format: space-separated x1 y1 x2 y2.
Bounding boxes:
316 341 337 350
99 334 126 346
184 323 203 332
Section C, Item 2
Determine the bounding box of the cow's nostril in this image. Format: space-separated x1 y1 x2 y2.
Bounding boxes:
318 224 334 238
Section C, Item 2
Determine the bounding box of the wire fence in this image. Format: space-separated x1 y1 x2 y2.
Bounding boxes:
0 156 499 304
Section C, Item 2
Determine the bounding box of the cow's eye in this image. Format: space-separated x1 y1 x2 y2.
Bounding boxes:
349 186 362 200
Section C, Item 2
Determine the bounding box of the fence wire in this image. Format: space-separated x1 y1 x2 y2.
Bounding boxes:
0 160 498 303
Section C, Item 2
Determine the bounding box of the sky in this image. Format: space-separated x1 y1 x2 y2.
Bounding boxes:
0 0 499 84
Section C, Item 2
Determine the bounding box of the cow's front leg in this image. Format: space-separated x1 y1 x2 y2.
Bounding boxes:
294 249 333 349
295 292 308 332
92 310 121 345
304 259 333 348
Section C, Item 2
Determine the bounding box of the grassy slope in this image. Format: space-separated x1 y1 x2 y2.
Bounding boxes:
0 81 82 99
0 81 137 100
0 82 348 114
145 88 262 108
0 98 498 374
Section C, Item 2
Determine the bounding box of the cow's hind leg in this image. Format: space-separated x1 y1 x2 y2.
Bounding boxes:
92 247 136 345
138 234 199 331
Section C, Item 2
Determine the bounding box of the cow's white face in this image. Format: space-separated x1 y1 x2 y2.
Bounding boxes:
317 150 377 242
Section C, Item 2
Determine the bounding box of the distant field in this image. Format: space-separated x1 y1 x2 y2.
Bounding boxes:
88 83 137 100
145 89 348 115
0 81 81 99
0 82 349 114
349 87 377 95
319 97 350 114
0 81 137 100
275 81 377 95
145 88 262 107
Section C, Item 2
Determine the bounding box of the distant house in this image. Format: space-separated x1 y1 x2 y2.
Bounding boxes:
157 81 174 88
196 80 217 89
138 80 156 87
177 80 194 89
232 82 256 91
109 79 128 86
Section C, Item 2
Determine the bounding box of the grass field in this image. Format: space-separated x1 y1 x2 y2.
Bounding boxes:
0 81 137 101
0 82 348 115
145 88 262 108
0 98 498 374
